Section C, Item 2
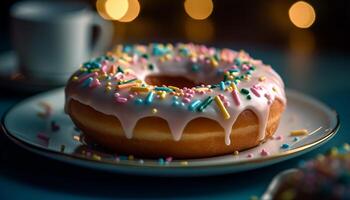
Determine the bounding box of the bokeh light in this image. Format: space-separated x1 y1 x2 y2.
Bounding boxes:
119 0 140 22
289 1 316 29
184 0 213 20
96 0 111 20
96 0 129 21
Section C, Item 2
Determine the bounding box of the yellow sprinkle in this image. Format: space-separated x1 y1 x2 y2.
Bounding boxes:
290 129 309 136
343 143 350 151
91 68 100 72
107 82 112 86
117 58 130 66
130 86 150 93
152 108 158 114
92 154 101 161
157 91 167 99
231 82 238 90
214 96 230 120
72 76 79 81
259 76 266 82
105 86 112 92
168 86 180 92
165 54 172 60
124 68 135 74
180 161 188 166
159 57 166 62
233 150 239 155
116 82 138 90
79 67 87 72
128 155 134 160
210 58 219 67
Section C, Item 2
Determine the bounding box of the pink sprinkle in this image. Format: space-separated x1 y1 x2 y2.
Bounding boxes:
114 93 120 97
37 133 49 142
128 94 134 99
89 78 101 88
199 91 205 95
232 90 241 106
101 64 108 73
166 157 173 162
260 149 269 156
224 101 230 107
182 98 191 103
275 135 283 140
184 93 193 98
250 87 261 97
247 154 253 158
242 64 250 71
116 97 128 103
140 57 148 64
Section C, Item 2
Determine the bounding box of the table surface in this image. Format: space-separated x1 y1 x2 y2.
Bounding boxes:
0 46 349 200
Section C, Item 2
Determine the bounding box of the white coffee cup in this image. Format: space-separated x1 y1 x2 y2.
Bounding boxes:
10 1 113 82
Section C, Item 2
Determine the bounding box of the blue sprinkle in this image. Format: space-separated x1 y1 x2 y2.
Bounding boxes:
123 45 132 53
172 100 180 107
234 58 243 66
188 100 201 111
91 61 101 68
172 96 179 100
281 143 290 149
83 62 92 68
145 92 155 105
82 77 93 87
155 87 173 92
191 64 200 72
134 98 144 105
219 81 226 91
228 69 240 73
293 137 299 142
158 158 165 165
181 102 186 107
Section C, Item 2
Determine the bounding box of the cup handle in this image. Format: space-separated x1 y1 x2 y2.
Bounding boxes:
90 14 114 57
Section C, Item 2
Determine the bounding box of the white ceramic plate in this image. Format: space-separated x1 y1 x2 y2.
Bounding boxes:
1 88 339 176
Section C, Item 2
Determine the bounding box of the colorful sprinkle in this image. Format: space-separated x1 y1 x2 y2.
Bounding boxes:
145 92 155 105
260 149 269 156
197 96 213 112
290 129 309 136
281 143 290 149
214 96 230 120
188 100 202 111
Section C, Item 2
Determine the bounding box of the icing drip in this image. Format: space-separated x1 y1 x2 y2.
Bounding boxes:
65 43 286 145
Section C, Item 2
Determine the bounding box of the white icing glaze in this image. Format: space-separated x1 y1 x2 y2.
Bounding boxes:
65 43 286 145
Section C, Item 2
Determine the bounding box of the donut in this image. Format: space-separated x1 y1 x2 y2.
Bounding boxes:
65 43 286 158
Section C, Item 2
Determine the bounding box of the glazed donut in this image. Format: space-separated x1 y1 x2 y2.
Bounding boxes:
65 43 286 158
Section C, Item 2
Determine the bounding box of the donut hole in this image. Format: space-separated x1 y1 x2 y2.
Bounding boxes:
145 75 203 88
